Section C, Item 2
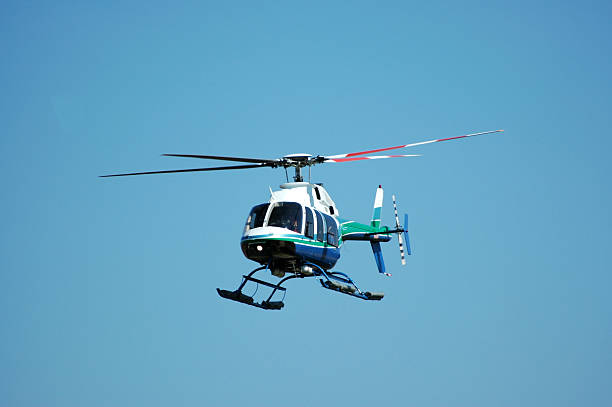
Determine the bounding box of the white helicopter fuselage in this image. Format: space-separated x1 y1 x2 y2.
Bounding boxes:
240 182 343 274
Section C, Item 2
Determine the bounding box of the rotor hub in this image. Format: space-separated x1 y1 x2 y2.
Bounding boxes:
282 153 312 163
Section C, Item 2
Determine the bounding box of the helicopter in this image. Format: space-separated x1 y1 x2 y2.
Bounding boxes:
101 129 503 310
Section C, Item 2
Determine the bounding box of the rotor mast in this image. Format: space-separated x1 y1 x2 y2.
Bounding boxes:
293 166 303 182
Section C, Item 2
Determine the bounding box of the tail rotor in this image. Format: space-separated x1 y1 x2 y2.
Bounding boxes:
392 195 412 265
403 213 412 256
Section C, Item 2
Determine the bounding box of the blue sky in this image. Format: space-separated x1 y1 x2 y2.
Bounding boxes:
1 1 611 406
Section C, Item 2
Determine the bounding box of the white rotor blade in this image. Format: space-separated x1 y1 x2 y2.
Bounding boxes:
326 129 503 159
324 154 420 163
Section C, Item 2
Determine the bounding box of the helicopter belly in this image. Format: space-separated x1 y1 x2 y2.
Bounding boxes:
294 242 340 269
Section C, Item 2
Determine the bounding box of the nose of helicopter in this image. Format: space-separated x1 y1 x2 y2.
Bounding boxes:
241 239 297 262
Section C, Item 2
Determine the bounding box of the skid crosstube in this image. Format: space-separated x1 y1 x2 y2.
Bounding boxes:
217 263 384 310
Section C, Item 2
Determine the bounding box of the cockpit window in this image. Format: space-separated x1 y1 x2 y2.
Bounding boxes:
243 203 269 235
268 202 303 233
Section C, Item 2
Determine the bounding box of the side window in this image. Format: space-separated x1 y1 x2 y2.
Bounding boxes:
315 211 325 242
324 214 338 247
304 208 314 239
314 187 321 200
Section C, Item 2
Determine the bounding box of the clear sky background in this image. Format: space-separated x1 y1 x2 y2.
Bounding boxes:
1 1 611 406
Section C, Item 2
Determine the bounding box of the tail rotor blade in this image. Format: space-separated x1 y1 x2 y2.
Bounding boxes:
392 195 407 266
392 195 401 228
398 230 406 266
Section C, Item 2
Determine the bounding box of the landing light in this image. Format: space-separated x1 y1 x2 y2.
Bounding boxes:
256 245 263 252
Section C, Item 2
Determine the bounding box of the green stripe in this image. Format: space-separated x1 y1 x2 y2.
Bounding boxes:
243 236 341 247
340 219 390 236
371 207 382 227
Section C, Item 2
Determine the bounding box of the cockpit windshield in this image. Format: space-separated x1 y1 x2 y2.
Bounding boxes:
243 203 269 235
267 202 303 233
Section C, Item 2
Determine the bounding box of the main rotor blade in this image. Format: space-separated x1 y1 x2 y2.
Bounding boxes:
325 129 504 159
163 154 278 164
99 163 269 177
324 154 421 163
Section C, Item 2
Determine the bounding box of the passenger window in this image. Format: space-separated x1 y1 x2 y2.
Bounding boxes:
243 203 269 235
305 208 314 239
315 211 325 242
323 214 338 247
268 202 303 233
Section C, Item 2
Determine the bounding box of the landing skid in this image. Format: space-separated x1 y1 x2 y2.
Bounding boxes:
216 263 384 310
216 267 294 310
319 271 384 301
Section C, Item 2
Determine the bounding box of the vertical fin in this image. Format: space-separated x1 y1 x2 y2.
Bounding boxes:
371 185 384 228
